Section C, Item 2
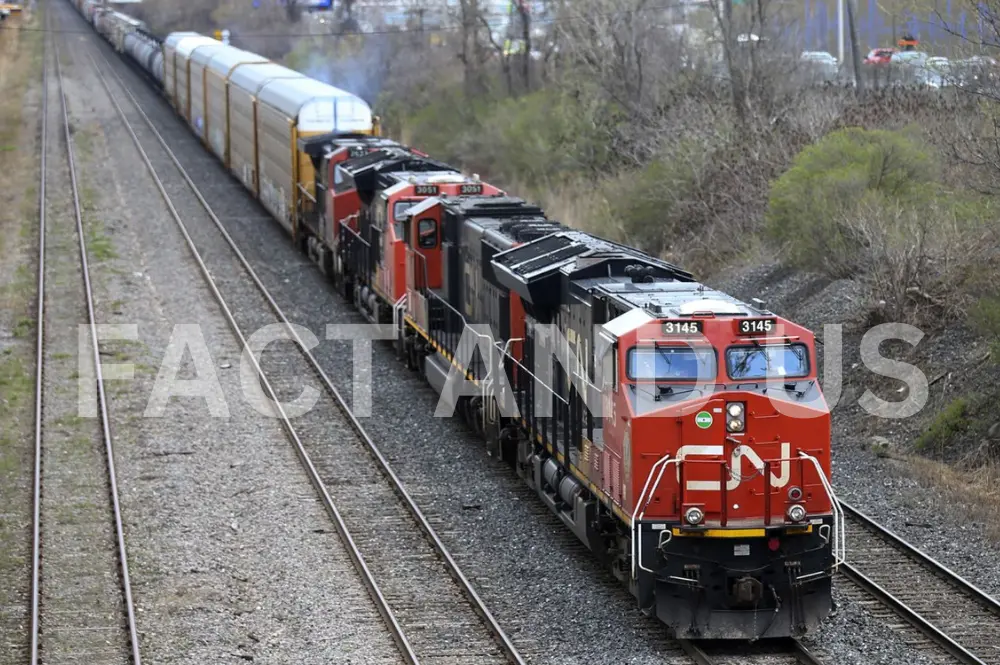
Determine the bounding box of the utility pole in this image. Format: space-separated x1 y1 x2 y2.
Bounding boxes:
837 0 844 64
845 0 864 92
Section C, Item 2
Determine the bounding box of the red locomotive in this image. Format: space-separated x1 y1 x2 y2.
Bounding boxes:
294 144 842 639
388 197 840 639
300 135 503 322
84 0 843 629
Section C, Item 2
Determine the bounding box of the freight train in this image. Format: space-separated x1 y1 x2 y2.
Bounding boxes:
74 0 845 641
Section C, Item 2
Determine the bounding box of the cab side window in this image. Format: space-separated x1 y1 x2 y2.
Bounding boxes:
332 165 352 194
417 219 437 249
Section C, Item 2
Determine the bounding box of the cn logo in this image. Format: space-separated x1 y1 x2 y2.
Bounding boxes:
675 443 791 491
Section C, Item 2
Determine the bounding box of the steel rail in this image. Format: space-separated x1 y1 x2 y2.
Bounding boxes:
88 43 529 665
679 638 826 665
82 44 425 665
53 25 144 665
28 5 49 663
29 5 145 663
838 561 985 665
838 500 999 665
841 501 1000 615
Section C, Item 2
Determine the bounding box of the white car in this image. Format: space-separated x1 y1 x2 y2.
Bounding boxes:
800 51 839 80
889 50 929 66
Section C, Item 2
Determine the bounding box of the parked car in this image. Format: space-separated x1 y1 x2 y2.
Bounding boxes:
952 55 998 89
922 56 952 86
864 48 896 65
800 50 839 81
889 50 929 66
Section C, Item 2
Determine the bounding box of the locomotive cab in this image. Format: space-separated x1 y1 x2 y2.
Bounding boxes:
487 232 839 640
603 299 836 639
375 173 503 302
298 133 404 272
331 150 459 321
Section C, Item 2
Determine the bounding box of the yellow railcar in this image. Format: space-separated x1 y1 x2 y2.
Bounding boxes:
253 77 375 239
159 31 377 244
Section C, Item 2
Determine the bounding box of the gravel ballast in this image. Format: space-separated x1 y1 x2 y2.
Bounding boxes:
0 11 43 663
77 15 999 665
57 4 406 663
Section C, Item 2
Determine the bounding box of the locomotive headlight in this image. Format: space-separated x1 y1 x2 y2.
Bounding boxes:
786 504 807 523
684 506 705 525
726 402 745 432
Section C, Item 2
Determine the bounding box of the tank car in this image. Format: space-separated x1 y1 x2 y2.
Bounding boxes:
123 31 164 86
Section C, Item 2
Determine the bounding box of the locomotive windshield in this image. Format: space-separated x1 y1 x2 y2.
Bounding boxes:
394 200 415 221
392 201 416 239
726 344 809 380
627 346 717 381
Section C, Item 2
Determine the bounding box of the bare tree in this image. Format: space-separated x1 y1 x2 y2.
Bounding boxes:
515 0 532 91
456 0 489 96
930 0 1000 184
555 0 697 117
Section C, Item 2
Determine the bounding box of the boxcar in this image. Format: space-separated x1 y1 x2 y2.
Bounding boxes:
163 33 221 123
201 46 268 164
254 77 374 236
227 63 305 196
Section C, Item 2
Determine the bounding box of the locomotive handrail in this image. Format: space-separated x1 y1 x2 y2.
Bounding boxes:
495 346 568 407
423 285 496 378
392 293 407 340
297 182 316 205
798 452 846 571
338 212 360 229
480 337 522 435
631 455 679 578
405 247 496 384
490 328 601 404
631 452 844 579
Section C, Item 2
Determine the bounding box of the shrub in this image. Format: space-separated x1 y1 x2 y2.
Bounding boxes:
916 397 971 455
395 87 613 188
765 126 938 276
590 142 709 256
842 195 995 324
970 297 1000 360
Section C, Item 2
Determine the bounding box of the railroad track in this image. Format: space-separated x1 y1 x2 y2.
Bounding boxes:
81 31 839 665
679 638 825 664
65 7 1000 665
839 501 1000 665
29 5 142 664
69 8 526 665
